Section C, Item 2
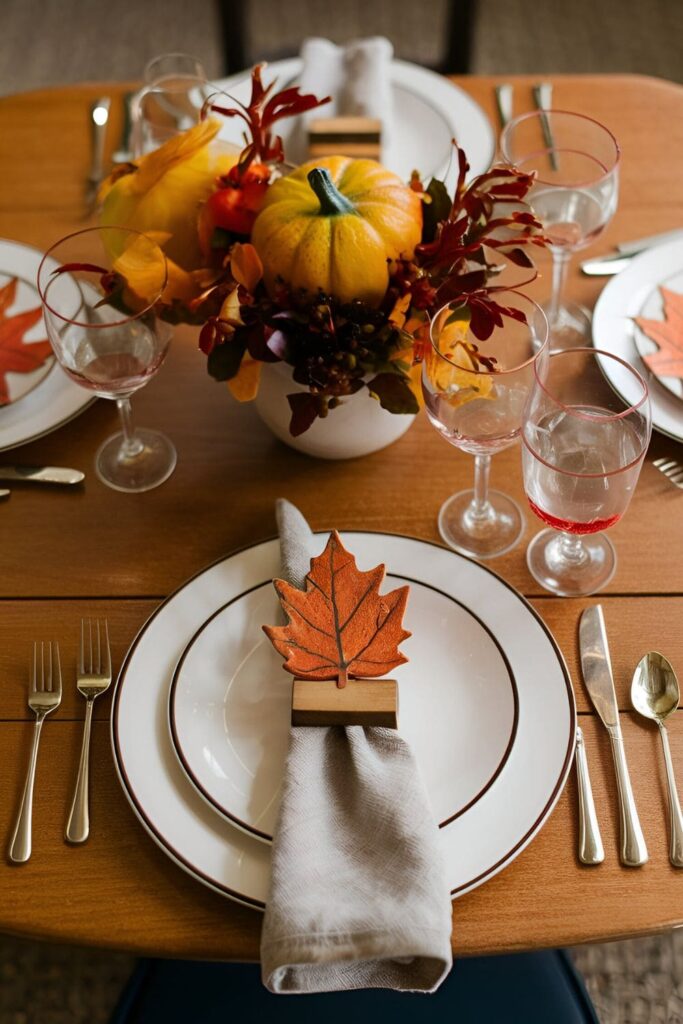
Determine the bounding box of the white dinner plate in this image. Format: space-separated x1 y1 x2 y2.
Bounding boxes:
169 575 518 842
112 533 575 909
210 58 495 188
0 239 94 451
592 238 683 443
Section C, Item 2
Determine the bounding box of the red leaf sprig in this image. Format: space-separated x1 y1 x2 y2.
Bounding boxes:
204 63 331 178
413 144 548 339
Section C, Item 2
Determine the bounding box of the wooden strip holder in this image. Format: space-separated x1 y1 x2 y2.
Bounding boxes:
308 116 382 161
291 678 398 728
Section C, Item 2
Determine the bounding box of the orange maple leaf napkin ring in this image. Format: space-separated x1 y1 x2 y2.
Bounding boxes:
263 530 411 727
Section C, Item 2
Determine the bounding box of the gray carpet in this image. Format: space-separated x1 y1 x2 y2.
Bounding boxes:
2 0 683 1020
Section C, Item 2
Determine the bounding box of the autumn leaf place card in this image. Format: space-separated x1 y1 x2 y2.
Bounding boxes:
263 531 410 728
635 287 683 380
0 278 52 406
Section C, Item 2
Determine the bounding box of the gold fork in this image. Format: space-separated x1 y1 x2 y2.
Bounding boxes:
65 620 112 844
8 643 62 863
653 457 683 490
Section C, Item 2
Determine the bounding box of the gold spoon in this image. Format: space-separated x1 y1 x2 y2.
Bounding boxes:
631 652 683 867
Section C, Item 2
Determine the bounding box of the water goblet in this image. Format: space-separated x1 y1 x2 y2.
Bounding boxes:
500 110 620 347
422 293 548 559
521 348 651 596
37 227 176 493
133 53 210 155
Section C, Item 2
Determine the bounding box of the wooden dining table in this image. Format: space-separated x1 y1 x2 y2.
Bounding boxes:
0 71 682 961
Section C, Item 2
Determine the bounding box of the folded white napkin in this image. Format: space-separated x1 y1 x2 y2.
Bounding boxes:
299 36 394 136
260 499 453 994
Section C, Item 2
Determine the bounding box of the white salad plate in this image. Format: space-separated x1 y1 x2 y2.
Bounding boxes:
0 239 94 451
593 238 683 443
211 58 495 187
112 532 575 910
169 572 519 842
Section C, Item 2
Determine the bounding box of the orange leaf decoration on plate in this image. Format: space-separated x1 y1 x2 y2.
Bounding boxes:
635 287 683 379
0 278 53 405
263 531 410 688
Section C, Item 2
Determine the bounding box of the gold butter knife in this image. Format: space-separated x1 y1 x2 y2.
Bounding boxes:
0 467 84 485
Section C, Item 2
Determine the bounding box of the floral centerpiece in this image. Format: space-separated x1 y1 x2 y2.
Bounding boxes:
97 65 546 455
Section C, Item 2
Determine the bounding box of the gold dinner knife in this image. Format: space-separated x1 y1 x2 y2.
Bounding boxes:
579 605 648 866
0 467 84 485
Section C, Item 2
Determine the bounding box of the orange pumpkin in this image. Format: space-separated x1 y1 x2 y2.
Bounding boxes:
251 156 423 306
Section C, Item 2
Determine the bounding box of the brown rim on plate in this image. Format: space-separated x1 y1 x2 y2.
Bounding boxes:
167 573 521 843
111 531 576 908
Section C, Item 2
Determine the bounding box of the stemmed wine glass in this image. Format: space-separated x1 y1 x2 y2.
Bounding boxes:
501 110 620 347
522 348 651 596
38 227 176 493
422 293 548 559
133 53 211 155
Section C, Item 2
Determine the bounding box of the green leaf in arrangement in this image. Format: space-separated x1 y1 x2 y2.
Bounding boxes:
366 373 420 415
422 178 453 244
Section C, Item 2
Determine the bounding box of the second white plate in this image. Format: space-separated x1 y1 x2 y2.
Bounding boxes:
211 58 495 188
0 239 94 451
593 238 683 443
169 574 519 841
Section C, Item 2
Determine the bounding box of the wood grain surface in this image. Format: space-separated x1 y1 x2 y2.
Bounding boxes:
0 73 682 959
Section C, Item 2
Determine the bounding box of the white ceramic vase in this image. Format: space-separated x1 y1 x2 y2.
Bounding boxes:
253 362 416 459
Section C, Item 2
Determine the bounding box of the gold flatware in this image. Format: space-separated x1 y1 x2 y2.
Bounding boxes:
494 84 513 129
8 642 62 863
575 726 605 864
0 466 84 485
65 620 112 843
532 82 558 171
631 652 683 867
579 605 648 867
653 458 683 490
84 97 111 214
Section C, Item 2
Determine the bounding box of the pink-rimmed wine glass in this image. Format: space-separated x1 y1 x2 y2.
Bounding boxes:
37 227 175 493
521 348 651 596
500 110 620 348
422 292 548 559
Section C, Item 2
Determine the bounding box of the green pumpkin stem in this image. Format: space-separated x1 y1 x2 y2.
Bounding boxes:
307 168 356 216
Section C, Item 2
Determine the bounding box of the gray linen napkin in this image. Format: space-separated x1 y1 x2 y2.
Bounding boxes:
260 499 453 994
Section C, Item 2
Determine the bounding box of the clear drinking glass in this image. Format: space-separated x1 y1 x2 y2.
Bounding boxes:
522 348 651 596
501 110 620 348
133 53 210 155
422 293 548 559
37 227 176 493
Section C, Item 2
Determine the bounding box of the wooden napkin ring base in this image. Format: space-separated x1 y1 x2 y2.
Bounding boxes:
308 117 382 161
291 678 398 728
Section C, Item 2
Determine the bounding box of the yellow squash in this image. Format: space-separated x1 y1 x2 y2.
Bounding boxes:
251 156 423 306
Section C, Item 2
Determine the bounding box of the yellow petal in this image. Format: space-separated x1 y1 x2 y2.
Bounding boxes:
112 234 167 306
220 286 243 325
100 124 237 271
131 119 222 195
389 292 411 330
231 243 263 293
427 333 494 408
227 356 262 401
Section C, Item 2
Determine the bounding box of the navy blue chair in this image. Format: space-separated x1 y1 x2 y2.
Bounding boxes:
111 949 599 1024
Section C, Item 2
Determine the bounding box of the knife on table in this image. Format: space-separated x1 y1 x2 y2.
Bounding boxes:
581 227 683 275
0 467 84 485
575 725 605 865
579 605 648 867
85 96 111 213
